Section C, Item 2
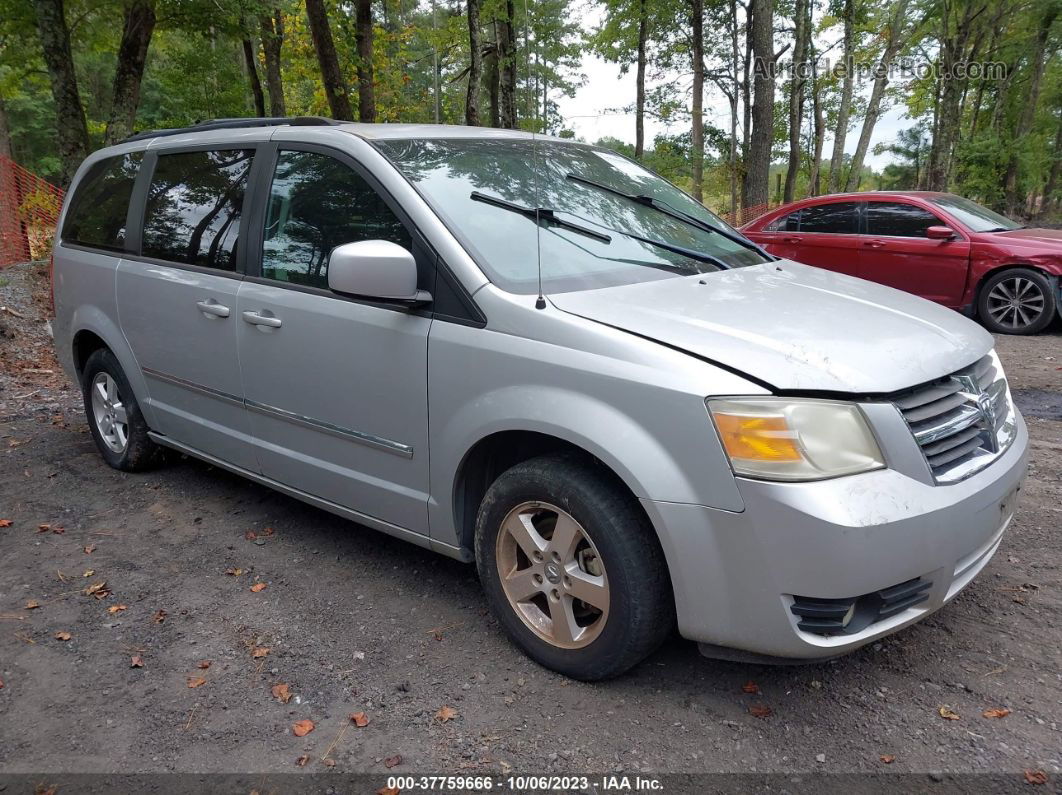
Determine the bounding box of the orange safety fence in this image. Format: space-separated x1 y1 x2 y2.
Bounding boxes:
719 202 775 228
0 155 64 267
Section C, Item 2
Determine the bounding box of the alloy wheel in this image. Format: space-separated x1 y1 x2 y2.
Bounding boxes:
90 372 129 453
495 501 609 649
985 276 1047 331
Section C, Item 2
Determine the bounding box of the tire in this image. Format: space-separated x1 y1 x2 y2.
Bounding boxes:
474 453 674 680
977 268 1056 335
81 348 167 472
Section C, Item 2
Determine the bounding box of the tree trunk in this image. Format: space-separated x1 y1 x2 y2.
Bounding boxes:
487 23 500 127
104 0 156 145
739 0 753 208
807 39 825 197
242 38 267 117
826 0 854 192
729 0 739 214
0 97 13 159
355 0 376 122
635 0 648 158
743 0 774 209
465 0 482 125
31 0 90 186
690 0 704 202
845 0 909 191
1004 2 1058 214
1041 114 1062 216
497 0 517 128
305 0 354 120
260 10 286 116
783 0 808 203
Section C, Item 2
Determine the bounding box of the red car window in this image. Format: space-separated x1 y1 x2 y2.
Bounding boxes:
797 202 859 234
866 202 941 238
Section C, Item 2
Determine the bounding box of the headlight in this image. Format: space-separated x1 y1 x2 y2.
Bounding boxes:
707 398 885 481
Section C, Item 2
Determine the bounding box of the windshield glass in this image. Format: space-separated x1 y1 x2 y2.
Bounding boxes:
375 138 768 294
930 195 1022 232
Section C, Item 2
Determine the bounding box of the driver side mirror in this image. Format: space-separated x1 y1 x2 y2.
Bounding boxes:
926 226 956 240
327 240 432 305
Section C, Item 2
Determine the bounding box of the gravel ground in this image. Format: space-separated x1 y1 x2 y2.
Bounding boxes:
0 261 1060 789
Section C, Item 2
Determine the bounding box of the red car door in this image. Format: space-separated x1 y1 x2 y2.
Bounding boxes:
860 201 970 306
777 201 864 278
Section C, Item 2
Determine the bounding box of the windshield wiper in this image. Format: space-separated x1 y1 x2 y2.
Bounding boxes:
470 190 730 271
470 191 611 243
565 173 774 260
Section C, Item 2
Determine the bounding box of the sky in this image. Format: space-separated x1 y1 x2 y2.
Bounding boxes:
554 16 913 173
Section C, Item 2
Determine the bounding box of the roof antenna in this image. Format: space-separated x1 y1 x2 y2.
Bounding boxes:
524 0 546 310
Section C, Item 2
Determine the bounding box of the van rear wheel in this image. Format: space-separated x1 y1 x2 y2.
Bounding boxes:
81 349 167 472
474 454 673 680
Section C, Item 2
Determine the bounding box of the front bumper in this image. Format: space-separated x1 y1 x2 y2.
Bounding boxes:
643 410 1029 660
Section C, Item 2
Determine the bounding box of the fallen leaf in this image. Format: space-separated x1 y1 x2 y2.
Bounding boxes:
0 519 12 527
742 680 760 694
377 788 400 795
262 527 275 536
54 631 71 641
250 583 267 593
244 530 257 540
37 524 51 533
749 704 772 719
350 711 370 727
433 629 444 641
292 719 315 737
83 544 96 554
153 609 167 623
322 758 336 768
252 647 270 659
130 655 144 668
435 705 458 722
51 525 65 534
187 676 207 688
383 754 402 768
83 581 111 599
0 677 4 689
197 660 211 669
938 706 960 720
224 567 243 576
24 600 40 610
271 683 292 703
879 754 896 764
1024 770 1047 786
108 604 128 614
295 755 310 767
82 569 95 578
982 707 1011 719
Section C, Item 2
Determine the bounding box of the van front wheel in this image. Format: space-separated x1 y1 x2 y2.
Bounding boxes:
474 454 673 680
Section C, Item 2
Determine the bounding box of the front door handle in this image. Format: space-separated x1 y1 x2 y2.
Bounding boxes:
196 299 230 318
242 310 282 328
863 239 886 248
783 236 802 244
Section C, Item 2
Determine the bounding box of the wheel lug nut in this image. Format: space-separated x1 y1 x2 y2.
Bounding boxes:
550 589 560 601
533 573 543 585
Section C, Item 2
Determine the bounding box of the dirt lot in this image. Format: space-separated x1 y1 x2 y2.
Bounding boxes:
1 261 1060 787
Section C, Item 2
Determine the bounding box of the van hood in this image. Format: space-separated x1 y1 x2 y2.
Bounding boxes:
549 261 993 393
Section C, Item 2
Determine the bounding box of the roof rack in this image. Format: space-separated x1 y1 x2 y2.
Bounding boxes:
122 116 345 143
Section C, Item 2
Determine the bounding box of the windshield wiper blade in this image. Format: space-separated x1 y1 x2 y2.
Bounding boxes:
470 191 611 243
565 173 773 259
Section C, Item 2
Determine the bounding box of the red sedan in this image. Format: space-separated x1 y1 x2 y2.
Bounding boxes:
741 191 1062 334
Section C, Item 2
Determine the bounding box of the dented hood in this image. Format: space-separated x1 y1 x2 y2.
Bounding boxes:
549 261 993 393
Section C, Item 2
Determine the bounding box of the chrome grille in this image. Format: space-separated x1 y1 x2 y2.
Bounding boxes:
893 354 1015 484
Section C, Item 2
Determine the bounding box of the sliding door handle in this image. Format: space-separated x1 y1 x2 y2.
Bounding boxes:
242 310 282 328
196 299 230 318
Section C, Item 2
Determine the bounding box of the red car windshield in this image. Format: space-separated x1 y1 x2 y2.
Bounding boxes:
930 195 1022 233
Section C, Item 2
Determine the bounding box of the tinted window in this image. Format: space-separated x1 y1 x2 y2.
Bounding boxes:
799 202 858 234
61 153 141 250
866 202 941 237
142 149 253 270
261 150 411 289
765 211 800 232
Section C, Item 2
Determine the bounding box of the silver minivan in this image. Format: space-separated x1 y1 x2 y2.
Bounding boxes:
52 118 1028 680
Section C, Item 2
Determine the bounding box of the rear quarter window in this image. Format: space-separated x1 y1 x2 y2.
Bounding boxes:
61 153 142 251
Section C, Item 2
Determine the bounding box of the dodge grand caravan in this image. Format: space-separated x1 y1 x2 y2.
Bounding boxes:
52 118 1028 680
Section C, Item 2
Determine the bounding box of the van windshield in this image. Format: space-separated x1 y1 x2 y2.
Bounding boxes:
375 138 768 295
